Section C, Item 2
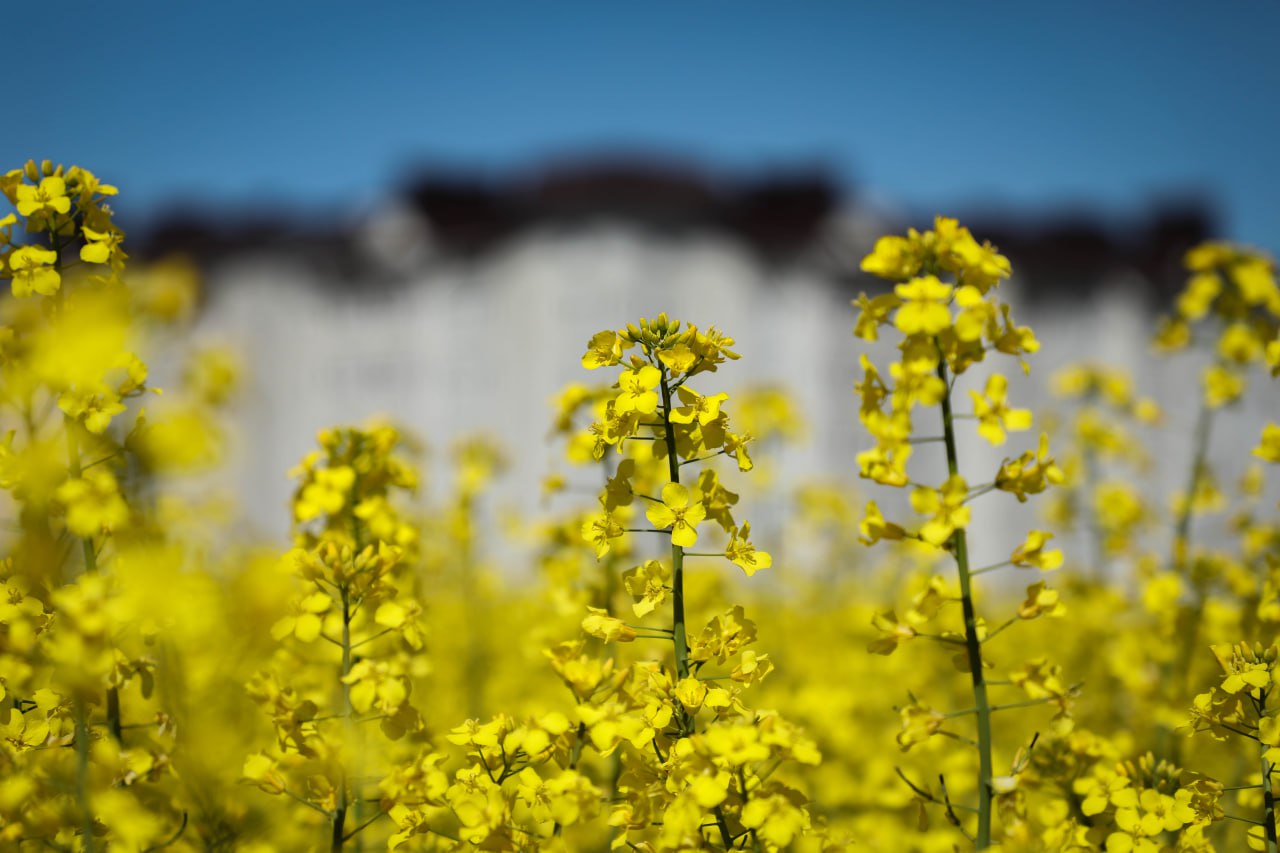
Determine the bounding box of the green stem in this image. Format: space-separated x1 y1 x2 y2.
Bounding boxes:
658 367 733 850
1261 695 1278 853
1263 749 1278 852
658 372 691 686
332 583 353 853
947 695 1063 717
937 359 993 848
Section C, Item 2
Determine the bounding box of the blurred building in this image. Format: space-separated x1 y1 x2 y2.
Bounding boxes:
139 157 1265 572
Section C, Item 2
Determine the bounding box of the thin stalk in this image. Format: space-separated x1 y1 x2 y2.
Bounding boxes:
1225 814 1267 826
937 359 993 848
1263 748 1278 852
1260 694 1278 853
332 583 353 853
347 517 366 853
658 372 692 686
658 367 734 850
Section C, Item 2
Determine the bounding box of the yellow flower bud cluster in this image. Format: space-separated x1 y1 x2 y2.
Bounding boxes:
577 316 761 566
247 426 430 835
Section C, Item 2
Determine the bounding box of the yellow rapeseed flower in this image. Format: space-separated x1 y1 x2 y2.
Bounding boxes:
646 483 706 548
14 176 71 217
8 246 60 297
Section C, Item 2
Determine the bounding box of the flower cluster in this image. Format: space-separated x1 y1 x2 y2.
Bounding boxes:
246 425 430 845
567 315 822 850
856 217 1073 847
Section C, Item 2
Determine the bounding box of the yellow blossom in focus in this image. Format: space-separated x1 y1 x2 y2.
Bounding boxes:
15 176 71 217
725 522 771 576
80 225 124 265
646 483 706 548
622 560 669 617
615 365 661 414
8 246 60 297
582 509 624 558
581 329 623 369
669 386 728 426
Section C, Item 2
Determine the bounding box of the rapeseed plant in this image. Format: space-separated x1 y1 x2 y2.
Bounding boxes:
855 217 1074 847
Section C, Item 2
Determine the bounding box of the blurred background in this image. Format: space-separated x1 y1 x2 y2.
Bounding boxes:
13 1 1279 550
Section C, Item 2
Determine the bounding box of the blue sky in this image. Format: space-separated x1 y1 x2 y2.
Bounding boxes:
14 2 1280 250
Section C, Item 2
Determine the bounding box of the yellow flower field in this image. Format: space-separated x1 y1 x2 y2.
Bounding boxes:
1 160 1278 852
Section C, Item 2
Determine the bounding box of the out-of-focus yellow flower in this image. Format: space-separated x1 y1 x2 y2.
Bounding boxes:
893 275 953 336
910 475 970 547
56 468 129 536
1011 530 1064 571
1253 423 1280 463
971 373 1033 446
580 607 636 643
725 522 771 577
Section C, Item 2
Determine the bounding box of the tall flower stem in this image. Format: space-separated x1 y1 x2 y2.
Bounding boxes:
937 359 993 847
657 368 734 849
658 371 691 687
1262 740 1278 853
332 582 353 853
1258 691 1280 853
